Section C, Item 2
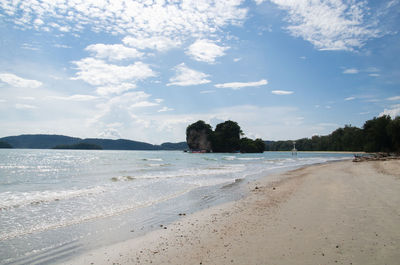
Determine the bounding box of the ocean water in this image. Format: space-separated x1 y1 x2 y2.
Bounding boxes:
0 149 352 264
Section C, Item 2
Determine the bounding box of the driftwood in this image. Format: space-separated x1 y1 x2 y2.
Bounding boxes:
353 153 400 162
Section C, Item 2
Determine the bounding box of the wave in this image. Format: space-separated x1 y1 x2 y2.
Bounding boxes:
111 176 135 182
141 158 163 162
146 163 171 167
222 156 236 161
0 186 196 242
237 157 265 161
0 186 106 211
133 164 246 180
221 178 244 189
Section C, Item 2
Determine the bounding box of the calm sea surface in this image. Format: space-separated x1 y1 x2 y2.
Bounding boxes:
0 149 352 264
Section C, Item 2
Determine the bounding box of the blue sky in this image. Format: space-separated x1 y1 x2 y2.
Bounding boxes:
0 0 399 144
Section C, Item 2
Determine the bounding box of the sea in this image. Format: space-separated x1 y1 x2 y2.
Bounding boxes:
0 149 352 264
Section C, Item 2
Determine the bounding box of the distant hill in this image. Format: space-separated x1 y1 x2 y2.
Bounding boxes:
1 135 81 149
81 138 159 150
0 134 188 151
0 141 13 148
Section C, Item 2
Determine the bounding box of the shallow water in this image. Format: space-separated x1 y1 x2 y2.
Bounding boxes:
0 149 352 264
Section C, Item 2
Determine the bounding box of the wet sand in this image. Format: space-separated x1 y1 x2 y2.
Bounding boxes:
61 160 400 265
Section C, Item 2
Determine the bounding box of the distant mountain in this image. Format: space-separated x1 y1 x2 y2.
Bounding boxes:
53 142 103 150
0 134 188 151
81 138 159 150
0 141 13 148
1 134 81 149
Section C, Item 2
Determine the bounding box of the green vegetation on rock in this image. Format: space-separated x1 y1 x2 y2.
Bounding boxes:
186 120 265 153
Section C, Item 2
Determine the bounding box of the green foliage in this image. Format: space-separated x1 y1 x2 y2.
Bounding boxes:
363 115 392 152
240 138 265 153
186 120 213 151
186 120 213 136
211 120 242 152
160 142 189 150
0 141 12 148
387 117 400 153
265 115 399 153
186 120 263 153
53 142 103 150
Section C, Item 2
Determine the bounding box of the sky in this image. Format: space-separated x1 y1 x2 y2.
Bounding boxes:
0 0 399 144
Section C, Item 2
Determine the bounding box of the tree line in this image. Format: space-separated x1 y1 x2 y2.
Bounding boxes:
265 115 400 153
186 120 265 153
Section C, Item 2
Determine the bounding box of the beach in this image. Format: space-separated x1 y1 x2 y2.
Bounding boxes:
60 159 400 265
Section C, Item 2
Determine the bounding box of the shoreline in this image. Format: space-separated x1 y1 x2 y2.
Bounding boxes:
60 159 400 265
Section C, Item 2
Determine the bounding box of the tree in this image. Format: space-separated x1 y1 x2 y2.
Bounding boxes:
212 120 242 152
239 138 265 153
387 116 400 153
363 115 392 152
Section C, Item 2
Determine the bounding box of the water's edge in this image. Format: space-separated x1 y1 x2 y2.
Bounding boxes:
0 150 352 265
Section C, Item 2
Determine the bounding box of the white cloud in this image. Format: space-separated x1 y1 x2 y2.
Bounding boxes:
254 0 267 4
96 83 137 96
47 95 98 101
87 91 167 140
215 79 268 90
158 107 174 112
380 104 400 118
15 103 37 110
368 73 380 77
21 43 40 51
343 68 359 74
54 44 72 49
366 66 380 72
345 96 356 101
270 0 381 51
122 36 181 52
167 63 211 86
200 90 216 94
71 58 156 86
233 58 242 62
387 96 400 101
98 127 122 140
130 101 159 108
86 44 143 61
186 39 229 63
0 73 42 88
271 90 294 95
1 1 247 45
19 96 35 100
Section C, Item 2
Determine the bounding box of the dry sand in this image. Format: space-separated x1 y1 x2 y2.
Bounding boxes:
62 160 400 265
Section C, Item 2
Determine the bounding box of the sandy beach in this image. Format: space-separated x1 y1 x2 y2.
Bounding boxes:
61 160 400 265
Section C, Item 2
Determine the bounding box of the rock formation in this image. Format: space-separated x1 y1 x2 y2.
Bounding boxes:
186 120 212 152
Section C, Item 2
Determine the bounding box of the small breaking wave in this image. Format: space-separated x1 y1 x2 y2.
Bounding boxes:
237 157 265 161
141 158 163 162
146 163 171 167
133 164 246 180
111 176 136 182
221 178 244 189
0 186 106 211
